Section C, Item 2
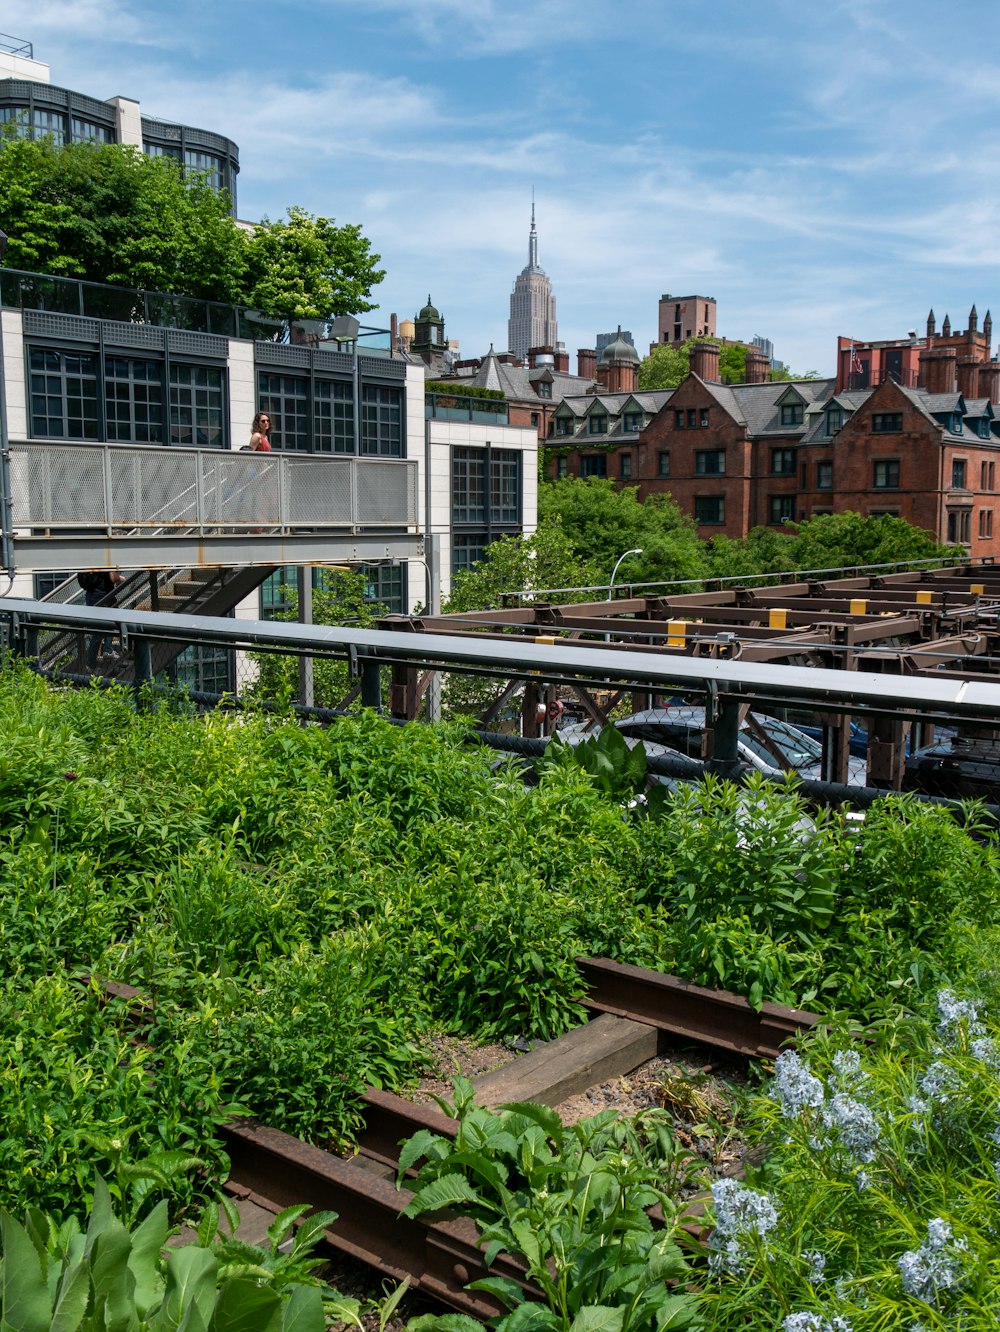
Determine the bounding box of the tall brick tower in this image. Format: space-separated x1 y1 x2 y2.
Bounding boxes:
507 201 557 363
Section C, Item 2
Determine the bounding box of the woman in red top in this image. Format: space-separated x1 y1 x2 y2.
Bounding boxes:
249 412 272 451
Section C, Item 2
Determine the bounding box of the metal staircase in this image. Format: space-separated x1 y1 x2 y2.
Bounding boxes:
38 564 277 681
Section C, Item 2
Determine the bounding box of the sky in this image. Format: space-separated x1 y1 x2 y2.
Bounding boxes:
4 0 1000 376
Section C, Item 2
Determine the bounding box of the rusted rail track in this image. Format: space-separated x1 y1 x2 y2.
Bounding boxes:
218 959 818 1315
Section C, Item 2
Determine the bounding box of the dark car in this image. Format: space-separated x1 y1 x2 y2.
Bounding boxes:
903 736 1000 804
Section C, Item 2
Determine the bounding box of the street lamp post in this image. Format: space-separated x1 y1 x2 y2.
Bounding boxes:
606 547 642 643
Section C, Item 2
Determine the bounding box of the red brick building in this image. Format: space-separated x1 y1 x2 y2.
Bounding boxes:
548 336 1000 556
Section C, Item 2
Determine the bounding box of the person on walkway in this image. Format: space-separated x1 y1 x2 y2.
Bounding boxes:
249 412 272 451
81 569 125 668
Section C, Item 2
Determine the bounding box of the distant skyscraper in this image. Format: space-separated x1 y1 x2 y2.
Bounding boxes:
507 202 557 362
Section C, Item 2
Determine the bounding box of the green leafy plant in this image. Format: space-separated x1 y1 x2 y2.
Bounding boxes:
0 1175 336 1331
400 1079 700 1332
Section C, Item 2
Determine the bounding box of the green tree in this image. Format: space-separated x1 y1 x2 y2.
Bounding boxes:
242 206 385 319
538 477 709 588
0 136 246 301
710 512 955 581
443 518 602 613
0 135 385 317
637 338 748 390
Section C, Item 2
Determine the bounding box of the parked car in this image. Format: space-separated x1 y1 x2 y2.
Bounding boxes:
903 735 1000 804
562 707 869 785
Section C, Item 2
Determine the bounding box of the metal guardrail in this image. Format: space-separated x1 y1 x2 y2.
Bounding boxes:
9 441 419 534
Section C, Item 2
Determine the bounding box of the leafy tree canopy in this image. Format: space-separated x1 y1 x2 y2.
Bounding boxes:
0 135 384 317
709 511 955 581
637 338 748 391
538 477 709 588
443 518 602 613
242 206 385 319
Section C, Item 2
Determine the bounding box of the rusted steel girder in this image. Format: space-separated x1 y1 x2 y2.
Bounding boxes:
221 1117 533 1319
578 957 818 1060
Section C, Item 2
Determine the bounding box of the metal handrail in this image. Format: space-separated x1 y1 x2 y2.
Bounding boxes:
0 32 32 56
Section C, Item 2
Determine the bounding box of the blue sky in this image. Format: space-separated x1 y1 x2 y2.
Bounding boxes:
6 0 1000 375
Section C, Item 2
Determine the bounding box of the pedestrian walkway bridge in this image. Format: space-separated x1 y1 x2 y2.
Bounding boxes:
8 439 421 572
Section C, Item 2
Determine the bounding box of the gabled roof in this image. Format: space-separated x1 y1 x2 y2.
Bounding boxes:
726 377 835 436
440 350 598 403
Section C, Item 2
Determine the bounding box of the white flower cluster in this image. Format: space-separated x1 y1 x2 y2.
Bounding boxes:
708 1177 778 1275
935 990 984 1044
773 1050 826 1117
782 1313 852 1332
898 1217 967 1307
803 1249 827 1284
770 1050 880 1167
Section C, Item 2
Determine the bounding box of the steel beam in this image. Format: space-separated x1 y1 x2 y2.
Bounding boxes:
13 531 421 572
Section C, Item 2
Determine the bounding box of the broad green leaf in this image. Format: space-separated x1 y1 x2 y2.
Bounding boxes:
208 1278 282 1332
497 1302 561 1332
654 1293 699 1329
279 1284 324 1332
397 1130 443 1178
1 1210 52 1332
83 1177 114 1260
89 1215 136 1332
265 1207 311 1249
497 1103 563 1141
407 1316 486 1332
128 1201 170 1318
465 1276 523 1311
48 1260 90 1332
151 1245 218 1332
568 1307 625 1332
400 1175 481 1218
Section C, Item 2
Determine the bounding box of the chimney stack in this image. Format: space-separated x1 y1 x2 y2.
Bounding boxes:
978 361 1000 405
745 347 770 384
919 346 957 394
957 356 980 400
577 347 597 379
553 342 569 373
689 340 721 383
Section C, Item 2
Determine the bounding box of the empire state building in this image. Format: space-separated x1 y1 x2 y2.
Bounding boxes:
507 203 557 362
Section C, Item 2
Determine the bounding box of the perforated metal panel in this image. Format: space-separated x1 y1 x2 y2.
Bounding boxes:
355 460 419 525
24 310 100 343
10 444 107 524
166 329 228 359
283 458 354 525
255 344 311 368
358 355 407 381
312 349 354 374
201 452 280 525
103 321 165 350
109 450 199 527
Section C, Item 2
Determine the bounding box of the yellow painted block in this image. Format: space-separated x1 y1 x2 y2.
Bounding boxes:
534 635 557 645
850 598 868 615
971 583 985 595
667 620 686 649
915 589 933 604
768 608 787 629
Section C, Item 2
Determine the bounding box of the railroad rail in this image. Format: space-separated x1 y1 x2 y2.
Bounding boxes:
213 959 818 1315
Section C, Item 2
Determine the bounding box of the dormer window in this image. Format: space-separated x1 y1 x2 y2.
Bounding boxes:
952 413 963 434
826 406 843 435
780 403 804 426
623 411 642 433
979 418 992 439
588 414 608 435
555 417 573 436
536 381 552 400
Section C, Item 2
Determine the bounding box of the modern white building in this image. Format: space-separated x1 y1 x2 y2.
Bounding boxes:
0 40 538 691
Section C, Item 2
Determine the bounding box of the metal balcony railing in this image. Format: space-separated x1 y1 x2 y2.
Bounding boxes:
0 32 33 57
9 441 419 534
